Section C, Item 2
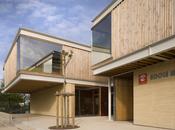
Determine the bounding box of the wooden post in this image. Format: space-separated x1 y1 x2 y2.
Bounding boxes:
67 96 69 125
61 95 63 128
64 96 66 128
72 94 75 127
56 91 59 127
65 95 67 127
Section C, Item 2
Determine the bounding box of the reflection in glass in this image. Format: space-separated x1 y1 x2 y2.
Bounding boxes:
92 13 111 65
43 59 52 73
28 51 62 75
92 14 111 53
17 36 62 75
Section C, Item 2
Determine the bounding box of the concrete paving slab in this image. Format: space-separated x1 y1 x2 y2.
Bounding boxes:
0 126 19 130
13 116 166 130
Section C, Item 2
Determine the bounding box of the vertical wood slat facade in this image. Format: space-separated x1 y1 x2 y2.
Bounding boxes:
112 0 175 60
4 43 17 86
115 78 133 121
4 29 107 86
63 45 107 83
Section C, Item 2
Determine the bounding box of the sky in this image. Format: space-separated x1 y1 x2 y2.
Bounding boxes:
0 0 112 79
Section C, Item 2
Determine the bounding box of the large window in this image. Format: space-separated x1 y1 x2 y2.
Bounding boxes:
92 14 111 64
17 36 62 74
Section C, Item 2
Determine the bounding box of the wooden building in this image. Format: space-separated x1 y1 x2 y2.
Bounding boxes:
92 0 175 129
2 28 108 117
2 0 175 129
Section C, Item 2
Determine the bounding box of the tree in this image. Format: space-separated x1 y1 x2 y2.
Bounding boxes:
0 80 25 113
0 79 4 89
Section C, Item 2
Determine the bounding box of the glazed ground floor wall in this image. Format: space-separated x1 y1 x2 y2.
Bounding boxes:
30 84 108 117
30 59 175 129
133 60 175 129
75 87 108 116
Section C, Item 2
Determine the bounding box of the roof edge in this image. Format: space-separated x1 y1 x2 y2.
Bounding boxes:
93 34 175 75
2 73 108 93
92 0 123 26
4 27 91 65
20 28 90 48
3 29 21 66
92 0 117 22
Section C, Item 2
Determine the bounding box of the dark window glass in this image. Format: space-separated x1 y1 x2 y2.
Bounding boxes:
92 14 111 53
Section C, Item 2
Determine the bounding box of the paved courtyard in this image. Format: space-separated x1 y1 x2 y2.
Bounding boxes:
0 115 18 130
0 127 19 130
12 115 166 130
0 121 18 130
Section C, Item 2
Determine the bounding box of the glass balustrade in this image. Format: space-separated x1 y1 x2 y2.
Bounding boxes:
17 35 62 75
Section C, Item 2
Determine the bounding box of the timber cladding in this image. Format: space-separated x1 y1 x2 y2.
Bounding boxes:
30 84 75 117
112 0 175 60
4 29 108 87
30 86 59 116
115 77 133 121
4 43 17 86
63 45 107 83
134 60 175 129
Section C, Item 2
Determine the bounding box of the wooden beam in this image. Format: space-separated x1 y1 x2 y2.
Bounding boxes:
163 51 175 56
135 61 150 66
139 60 154 65
151 55 170 61
143 58 160 63
157 54 174 59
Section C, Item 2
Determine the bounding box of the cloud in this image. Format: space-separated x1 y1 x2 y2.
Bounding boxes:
15 0 94 44
16 0 57 18
0 0 96 79
0 0 112 79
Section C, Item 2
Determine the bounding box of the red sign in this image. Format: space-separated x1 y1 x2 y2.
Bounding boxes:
138 73 147 85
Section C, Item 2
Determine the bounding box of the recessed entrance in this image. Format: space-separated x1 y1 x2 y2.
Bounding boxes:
115 72 133 121
75 87 108 116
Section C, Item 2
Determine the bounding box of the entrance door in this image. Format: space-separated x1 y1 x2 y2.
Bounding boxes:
115 73 133 121
101 87 108 116
75 88 99 116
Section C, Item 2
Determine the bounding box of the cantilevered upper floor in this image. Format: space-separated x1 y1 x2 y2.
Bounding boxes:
3 28 107 93
91 0 175 75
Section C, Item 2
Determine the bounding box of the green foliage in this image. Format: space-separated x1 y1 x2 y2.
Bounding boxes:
0 93 24 113
0 80 4 88
0 93 24 102
0 80 30 113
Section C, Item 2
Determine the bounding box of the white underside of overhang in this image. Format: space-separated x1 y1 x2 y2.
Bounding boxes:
2 74 108 93
2 75 21 93
20 74 107 87
93 35 175 75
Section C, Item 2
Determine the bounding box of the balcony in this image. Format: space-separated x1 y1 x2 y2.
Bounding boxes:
3 34 64 93
3 51 63 93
